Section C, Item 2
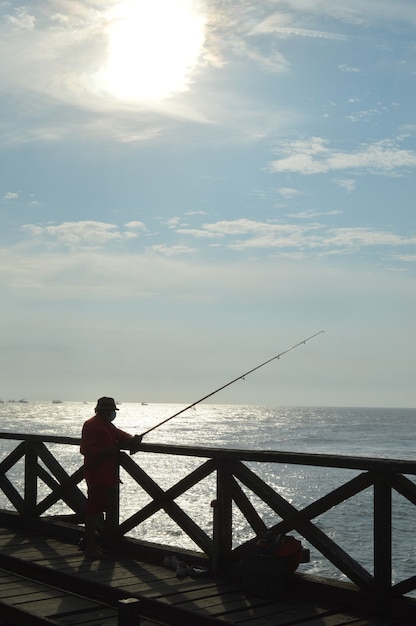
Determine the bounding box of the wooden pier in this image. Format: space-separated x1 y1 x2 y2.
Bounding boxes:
1 431 416 624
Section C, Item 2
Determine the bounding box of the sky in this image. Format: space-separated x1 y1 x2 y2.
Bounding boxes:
0 0 415 408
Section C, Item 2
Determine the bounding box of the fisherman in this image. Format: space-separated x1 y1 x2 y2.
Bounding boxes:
80 397 142 559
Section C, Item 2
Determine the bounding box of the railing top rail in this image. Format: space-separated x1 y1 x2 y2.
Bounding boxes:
1 431 415 474
0 432 80 446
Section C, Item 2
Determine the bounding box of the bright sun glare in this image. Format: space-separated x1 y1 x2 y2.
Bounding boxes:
96 0 206 101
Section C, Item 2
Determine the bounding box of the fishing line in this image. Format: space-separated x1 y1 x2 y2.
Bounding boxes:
140 330 324 438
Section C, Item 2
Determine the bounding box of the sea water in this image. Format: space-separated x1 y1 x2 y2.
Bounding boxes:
0 402 415 588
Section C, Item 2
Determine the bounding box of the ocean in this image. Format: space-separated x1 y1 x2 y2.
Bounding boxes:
0 402 415 588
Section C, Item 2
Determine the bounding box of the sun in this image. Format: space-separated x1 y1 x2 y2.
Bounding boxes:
96 0 206 101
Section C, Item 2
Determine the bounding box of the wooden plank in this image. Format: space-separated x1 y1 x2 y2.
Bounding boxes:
0 570 118 626
32 441 86 516
146 582 243 606
275 616 402 626
0 582 66 601
219 604 360 625
0 474 25 513
374 475 392 591
212 462 233 571
0 549 223 625
229 474 267 536
0 601 59 626
138 580 342 625
1 524 415 626
0 530 46 548
119 457 216 536
125 570 238 596
119 455 213 554
174 588 263 610
24 441 38 516
1 431 416 476
46 605 117 626
0 539 80 556
0 440 26 472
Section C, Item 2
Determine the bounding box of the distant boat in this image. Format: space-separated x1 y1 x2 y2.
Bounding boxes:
52 400 63 404
141 402 148 405
18 399 28 403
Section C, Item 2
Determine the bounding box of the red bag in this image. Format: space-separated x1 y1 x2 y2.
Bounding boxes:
274 535 303 573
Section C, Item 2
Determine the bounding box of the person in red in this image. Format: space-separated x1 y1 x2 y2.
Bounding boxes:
80 397 142 558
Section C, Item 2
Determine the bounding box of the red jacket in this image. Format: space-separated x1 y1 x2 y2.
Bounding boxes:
80 415 132 487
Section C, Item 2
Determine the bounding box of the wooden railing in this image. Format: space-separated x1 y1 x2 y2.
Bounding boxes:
1 432 416 597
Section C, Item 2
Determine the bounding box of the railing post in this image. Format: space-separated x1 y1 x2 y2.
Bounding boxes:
374 473 392 592
24 441 38 517
212 460 233 573
104 455 121 540
118 598 141 625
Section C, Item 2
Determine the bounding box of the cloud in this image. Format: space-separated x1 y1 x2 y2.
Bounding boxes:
0 237 407 300
324 228 416 249
164 217 182 229
176 217 416 263
277 187 301 199
392 254 416 263
346 107 388 124
185 210 207 216
21 220 143 249
338 64 361 73
147 244 197 256
253 16 346 41
0 1 213 136
13 217 416 273
333 178 356 192
124 221 146 231
0 1 301 146
237 41 290 73
0 0 413 148
269 137 416 175
288 210 342 219
3 191 19 200
5 6 36 30
270 0 416 29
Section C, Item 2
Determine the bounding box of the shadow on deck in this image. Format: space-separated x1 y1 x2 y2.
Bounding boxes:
0 518 416 626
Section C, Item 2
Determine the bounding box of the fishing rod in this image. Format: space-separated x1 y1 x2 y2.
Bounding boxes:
140 330 324 438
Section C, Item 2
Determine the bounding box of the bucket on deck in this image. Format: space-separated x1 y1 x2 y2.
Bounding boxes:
240 552 289 597
240 533 303 598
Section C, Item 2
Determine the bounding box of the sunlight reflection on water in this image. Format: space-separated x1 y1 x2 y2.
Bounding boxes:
0 402 415 585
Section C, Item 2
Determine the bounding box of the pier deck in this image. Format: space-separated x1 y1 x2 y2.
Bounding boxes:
2 433 416 624
0 524 414 626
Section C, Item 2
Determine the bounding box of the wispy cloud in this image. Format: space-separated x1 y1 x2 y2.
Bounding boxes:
339 64 361 73
124 221 146 231
18 218 415 264
147 244 197 256
253 16 346 41
176 218 416 261
21 220 145 249
288 210 342 219
5 6 36 30
3 219 415 308
278 187 301 199
270 0 416 29
333 178 356 192
324 227 416 249
269 136 416 175
2 191 19 200
346 107 389 124
0 0 214 143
